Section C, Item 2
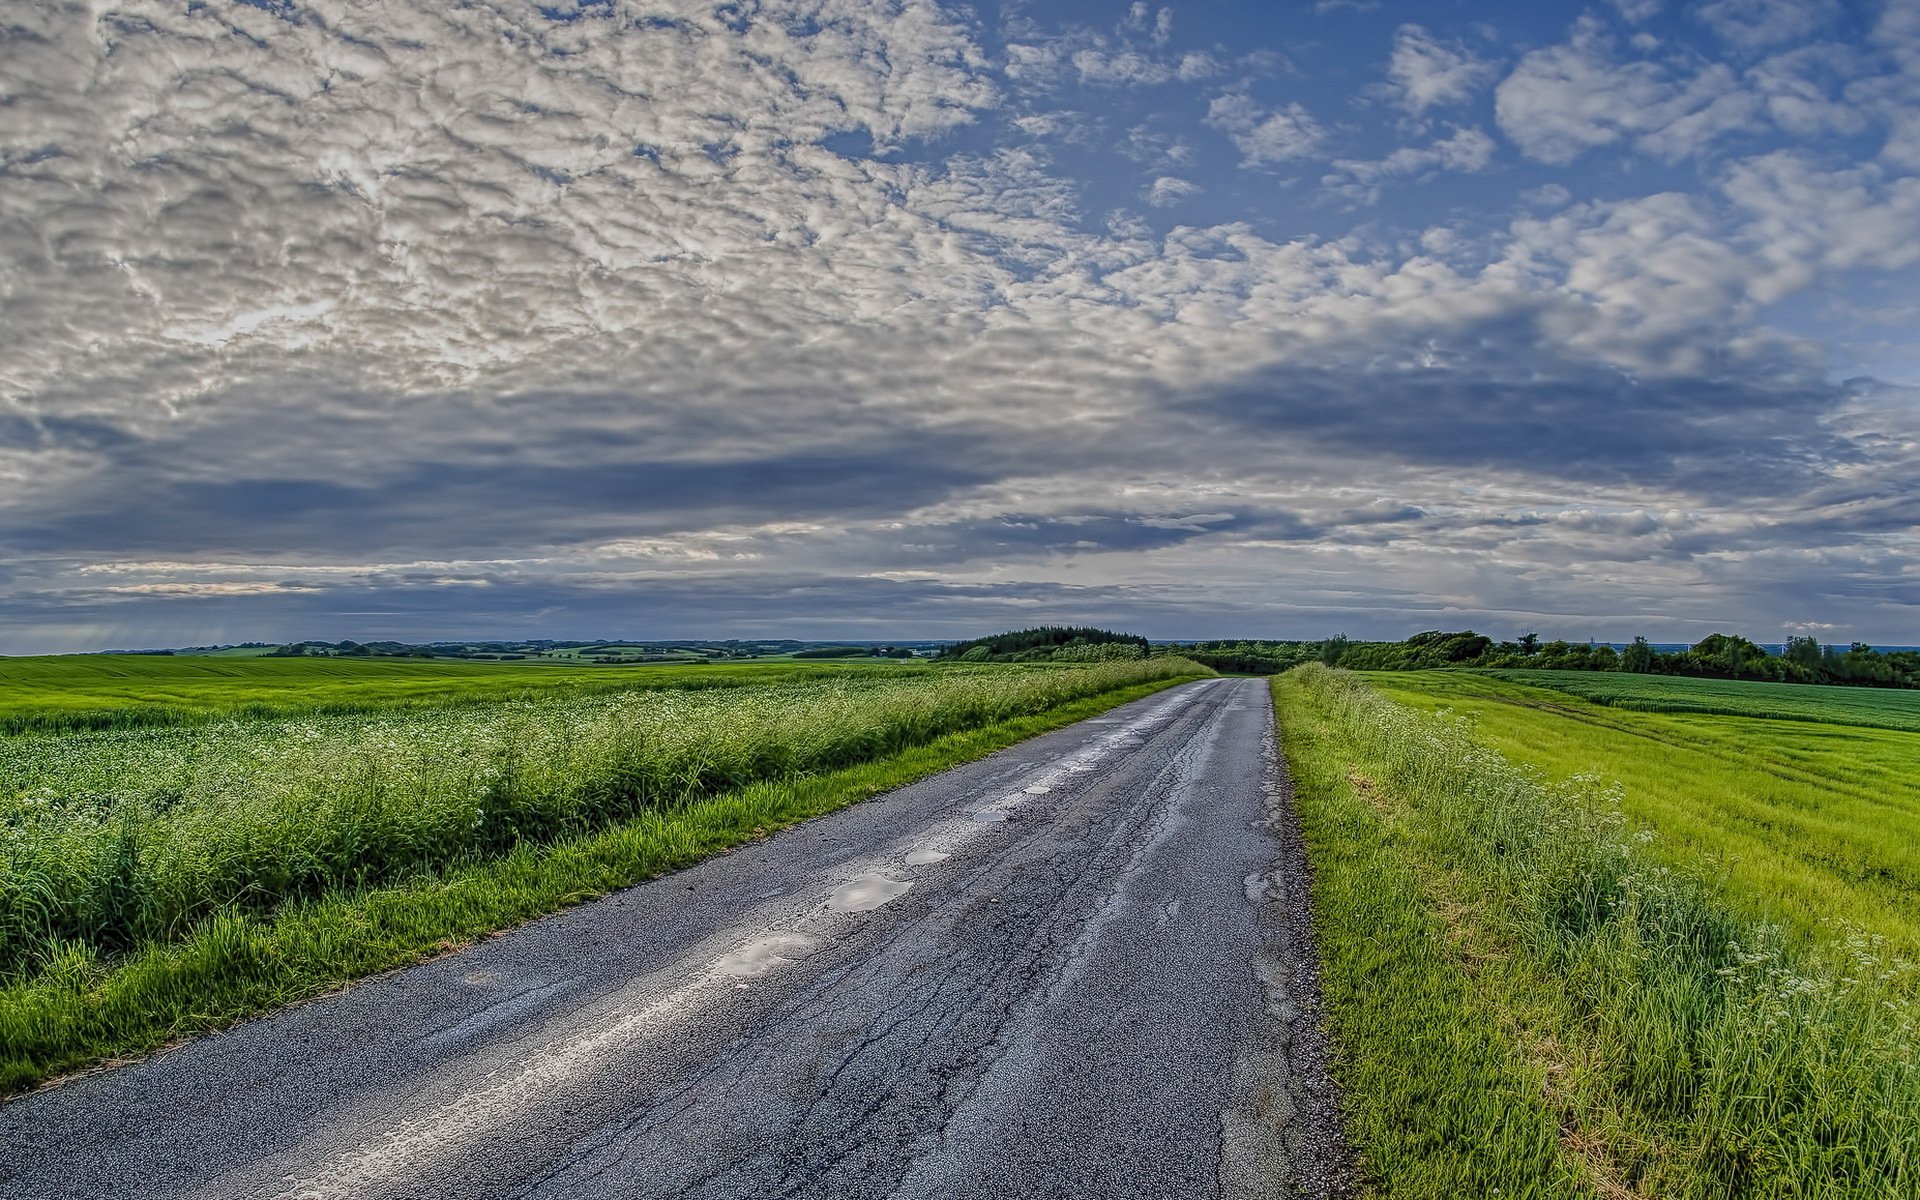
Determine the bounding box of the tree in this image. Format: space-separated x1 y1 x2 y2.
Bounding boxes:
1690 633 1764 678
1320 633 1349 667
1786 636 1824 672
1620 636 1655 673
1518 632 1541 656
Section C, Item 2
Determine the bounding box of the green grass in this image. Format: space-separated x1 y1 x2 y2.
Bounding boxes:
1488 670 1920 734
0 660 1205 1092
1273 673 1581 1197
1364 670 1920 961
1279 666 1919 1198
0 654 921 734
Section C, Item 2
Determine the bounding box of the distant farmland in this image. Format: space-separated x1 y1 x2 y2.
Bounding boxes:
0 655 924 734
1489 668 1920 733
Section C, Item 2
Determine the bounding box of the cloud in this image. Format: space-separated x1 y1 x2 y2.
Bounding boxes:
1073 48 1176 87
1206 91 1327 167
1145 176 1203 207
1494 19 1763 163
1177 52 1225 81
1006 8 1198 93
1387 24 1496 113
1746 44 1872 138
1696 0 1842 51
0 1 1916 650
1193 341 1855 498
1118 124 1197 169
1521 182 1575 209
1120 3 1175 47
1322 126 1497 206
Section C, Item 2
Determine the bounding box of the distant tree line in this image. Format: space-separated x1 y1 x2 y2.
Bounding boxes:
935 627 1149 663
263 639 931 662
791 645 918 659
1176 631 1920 690
271 640 437 658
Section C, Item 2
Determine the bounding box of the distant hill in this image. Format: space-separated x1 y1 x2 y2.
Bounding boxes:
934 626 1148 663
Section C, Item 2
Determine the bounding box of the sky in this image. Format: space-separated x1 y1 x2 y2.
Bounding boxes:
3 0 1919 653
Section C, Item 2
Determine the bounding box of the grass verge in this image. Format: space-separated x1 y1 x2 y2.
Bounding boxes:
1275 669 1584 1198
1276 665 1918 1198
0 677 1192 1096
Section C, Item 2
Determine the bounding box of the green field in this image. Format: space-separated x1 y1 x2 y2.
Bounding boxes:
1278 666 1920 1197
0 654 918 734
0 655 1205 1092
1489 669 1920 733
1370 669 1920 958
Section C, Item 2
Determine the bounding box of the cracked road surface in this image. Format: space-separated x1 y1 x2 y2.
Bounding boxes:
0 677 1350 1199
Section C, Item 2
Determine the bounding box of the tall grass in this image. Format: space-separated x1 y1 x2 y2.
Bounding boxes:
1283 665 1919 1197
0 660 1196 984
0 672 1198 1093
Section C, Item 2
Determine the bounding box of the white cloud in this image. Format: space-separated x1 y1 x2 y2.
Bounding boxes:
1008 12 1198 92
1119 124 1197 168
1387 24 1496 113
1495 19 1763 163
1323 126 1497 206
1521 183 1575 209
1073 48 1175 87
1177 52 1225 81
1696 0 1841 51
1145 176 1203 207
1011 111 1087 139
1721 153 1920 283
1124 5 1174 46
1206 91 1327 167
1746 44 1871 138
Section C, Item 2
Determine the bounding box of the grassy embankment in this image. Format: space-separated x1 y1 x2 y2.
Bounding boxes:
1277 665 1918 1198
0 654 921 735
0 657 1206 1093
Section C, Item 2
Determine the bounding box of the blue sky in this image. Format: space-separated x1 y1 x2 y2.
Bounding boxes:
2 0 1918 651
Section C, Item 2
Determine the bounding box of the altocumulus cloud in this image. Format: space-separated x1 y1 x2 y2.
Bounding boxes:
0 0 1917 651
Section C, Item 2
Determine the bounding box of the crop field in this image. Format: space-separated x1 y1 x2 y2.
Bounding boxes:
0 656 1203 1091
0 654 919 734
1371 669 1920 958
1490 668 1920 733
1277 666 1919 1197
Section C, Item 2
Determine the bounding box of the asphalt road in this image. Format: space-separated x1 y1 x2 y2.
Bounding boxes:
0 677 1351 1199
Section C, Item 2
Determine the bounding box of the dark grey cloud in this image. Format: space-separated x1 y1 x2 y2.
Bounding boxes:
1191 334 1855 498
9 443 999 557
